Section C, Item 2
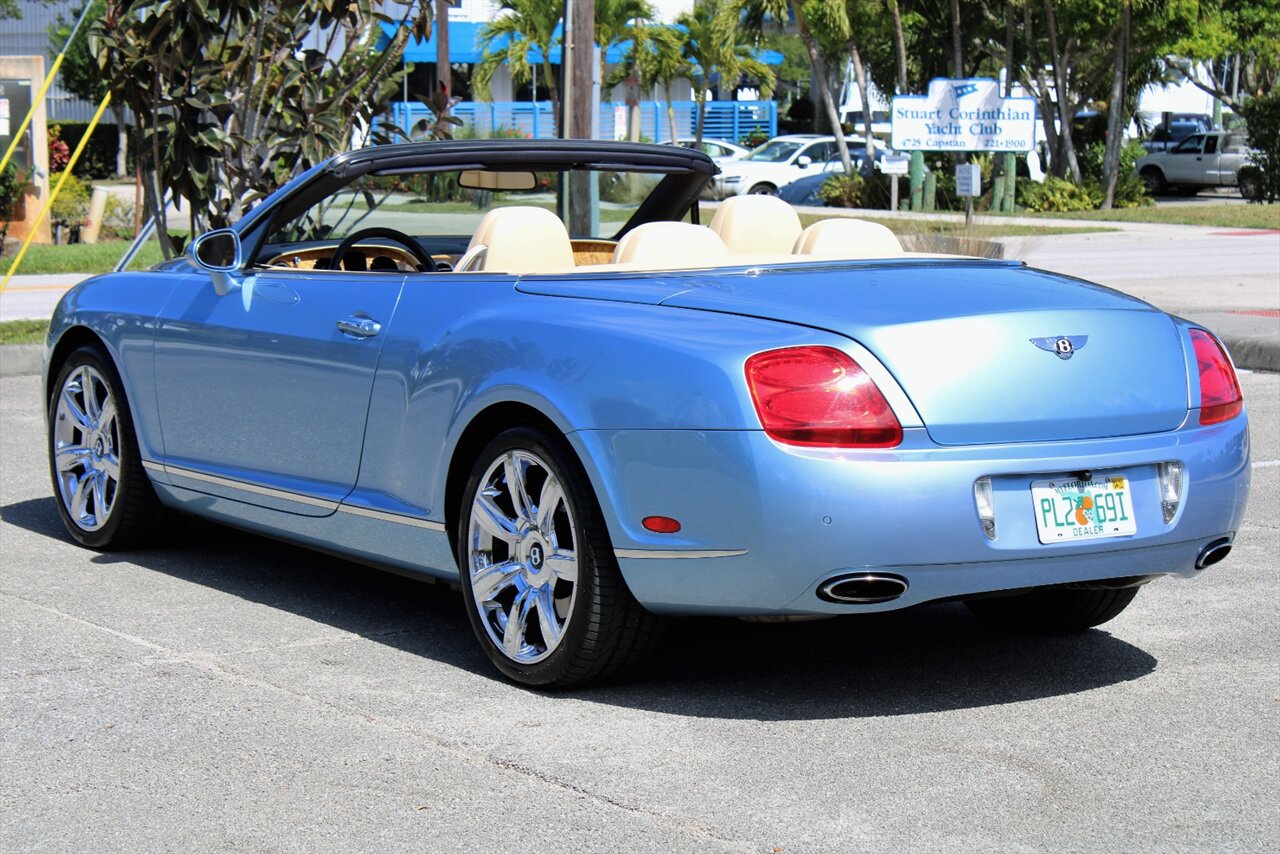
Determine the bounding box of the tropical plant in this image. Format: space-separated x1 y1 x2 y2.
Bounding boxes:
48 1 129 177
93 0 431 256
678 0 775 144
0 163 29 251
618 23 690 143
596 0 655 88
1238 90 1280 202
475 0 564 134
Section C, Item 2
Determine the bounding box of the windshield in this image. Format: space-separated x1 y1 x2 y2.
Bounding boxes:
746 141 803 162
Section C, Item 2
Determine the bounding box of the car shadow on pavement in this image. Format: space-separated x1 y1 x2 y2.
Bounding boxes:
3 496 1157 720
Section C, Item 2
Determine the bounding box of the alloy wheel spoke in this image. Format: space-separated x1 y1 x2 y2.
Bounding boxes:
472 559 523 604
534 585 562 648
60 385 92 431
504 454 535 527
535 477 564 536
97 396 117 435
83 373 103 421
70 475 92 521
99 453 121 482
545 550 578 585
473 489 520 544
502 587 534 657
90 472 107 521
55 445 93 472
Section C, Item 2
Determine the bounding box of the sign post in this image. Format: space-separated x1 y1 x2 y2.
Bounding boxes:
955 162 981 227
881 154 909 212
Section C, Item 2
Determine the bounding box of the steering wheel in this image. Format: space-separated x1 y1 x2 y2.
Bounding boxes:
328 227 437 273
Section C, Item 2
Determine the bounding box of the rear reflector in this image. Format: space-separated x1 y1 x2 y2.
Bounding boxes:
642 516 681 534
744 346 902 448
1189 329 1243 425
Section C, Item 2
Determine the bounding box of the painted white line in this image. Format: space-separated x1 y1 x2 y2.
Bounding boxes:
1254 460 1280 468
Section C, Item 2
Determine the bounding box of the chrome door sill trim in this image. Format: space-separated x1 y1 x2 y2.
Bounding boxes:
141 459 164 473
162 464 339 510
614 548 748 559
337 504 446 531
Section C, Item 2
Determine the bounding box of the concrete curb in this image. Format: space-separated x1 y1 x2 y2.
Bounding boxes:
0 344 43 378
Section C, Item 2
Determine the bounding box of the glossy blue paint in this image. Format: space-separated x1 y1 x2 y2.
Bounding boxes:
42 147 1251 620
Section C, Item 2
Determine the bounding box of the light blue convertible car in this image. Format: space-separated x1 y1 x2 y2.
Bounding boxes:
45 140 1250 686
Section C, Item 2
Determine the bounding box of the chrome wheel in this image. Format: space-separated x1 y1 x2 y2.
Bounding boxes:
466 449 579 664
53 364 120 532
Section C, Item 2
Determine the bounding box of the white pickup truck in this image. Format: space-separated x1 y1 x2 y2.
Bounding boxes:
1134 131 1254 196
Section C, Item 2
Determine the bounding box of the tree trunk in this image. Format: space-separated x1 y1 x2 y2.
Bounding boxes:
1022 3 1059 175
666 87 677 143
111 103 128 178
794 1 852 175
1100 1 1130 210
949 0 964 77
544 60 560 137
888 0 907 93
849 40 875 171
695 86 706 144
1043 0 1082 183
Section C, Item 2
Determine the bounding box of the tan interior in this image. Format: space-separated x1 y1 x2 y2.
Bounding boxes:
456 206 576 274
709 194 804 254
611 222 730 267
793 218 904 258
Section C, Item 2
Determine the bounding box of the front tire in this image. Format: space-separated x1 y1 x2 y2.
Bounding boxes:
748 182 779 196
48 345 166 549
456 427 663 687
965 585 1140 634
1140 167 1167 196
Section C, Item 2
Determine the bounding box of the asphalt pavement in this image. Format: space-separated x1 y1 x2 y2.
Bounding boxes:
2 368 1279 850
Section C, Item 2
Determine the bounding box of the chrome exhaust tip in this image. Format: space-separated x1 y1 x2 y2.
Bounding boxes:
817 573 909 604
1195 539 1232 570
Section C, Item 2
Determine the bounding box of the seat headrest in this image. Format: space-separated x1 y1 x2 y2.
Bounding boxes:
612 222 729 267
462 206 575 274
792 218 904 258
709 194 803 254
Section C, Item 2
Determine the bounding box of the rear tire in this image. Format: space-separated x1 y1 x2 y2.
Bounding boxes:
456 426 664 687
48 344 167 549
965 585 1140 634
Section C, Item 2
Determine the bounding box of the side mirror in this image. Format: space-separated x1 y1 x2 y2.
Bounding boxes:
797 155 813 168
189 229 243 296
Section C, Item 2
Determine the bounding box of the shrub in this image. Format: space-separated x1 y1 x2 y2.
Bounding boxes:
49 172 91 240
48 125 72 172
1237 164 1266 202
739 128 769 149
101 194 138 240
1017 176 1100 212
1079 140 1149 184
818 173 866 208
1238 91 1280 203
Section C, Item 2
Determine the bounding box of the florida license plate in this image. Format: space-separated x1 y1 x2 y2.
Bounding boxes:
1032 476 1137 544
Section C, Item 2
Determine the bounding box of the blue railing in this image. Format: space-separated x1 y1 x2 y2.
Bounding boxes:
387 99 777 145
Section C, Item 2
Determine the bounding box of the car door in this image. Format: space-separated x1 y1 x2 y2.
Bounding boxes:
1200 134 1221 183
1164 134 1204 182
1220 134 1247 185
152 267 405 515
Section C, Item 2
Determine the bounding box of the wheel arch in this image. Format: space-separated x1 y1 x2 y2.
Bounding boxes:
45 325 111 406
443 400 572 557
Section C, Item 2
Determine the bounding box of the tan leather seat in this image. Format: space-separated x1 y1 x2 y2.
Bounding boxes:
455 206 575 274
612 222 729 267
709 194 803 254
792 218 903 258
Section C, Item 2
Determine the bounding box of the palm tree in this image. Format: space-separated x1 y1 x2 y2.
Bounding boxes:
596 0 657 92
679 0 776 145
615 23 692 142
475 0 564 134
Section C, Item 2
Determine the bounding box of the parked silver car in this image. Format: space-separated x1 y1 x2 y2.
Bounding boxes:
1134 131 1253 196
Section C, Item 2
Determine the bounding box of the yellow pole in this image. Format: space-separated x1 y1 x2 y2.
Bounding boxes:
0 92 112 295
0 2 97 176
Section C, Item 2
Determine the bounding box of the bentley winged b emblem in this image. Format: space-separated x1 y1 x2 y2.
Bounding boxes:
1030 335 1089 360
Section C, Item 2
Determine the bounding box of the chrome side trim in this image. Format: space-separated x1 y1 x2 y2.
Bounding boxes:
614 548 748 560
337 504 446 532
140 460 164 473
162 464 339 510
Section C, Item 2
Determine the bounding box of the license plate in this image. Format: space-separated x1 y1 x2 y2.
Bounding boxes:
1032 476 1137 544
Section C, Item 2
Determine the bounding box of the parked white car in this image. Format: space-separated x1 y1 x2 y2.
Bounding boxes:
666 138 752 162
714 135 875 197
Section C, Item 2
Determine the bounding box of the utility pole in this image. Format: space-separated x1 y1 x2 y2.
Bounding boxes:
566 0 596 236
436 0 451 98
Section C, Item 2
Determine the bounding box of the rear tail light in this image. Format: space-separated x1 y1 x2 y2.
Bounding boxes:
1189 329 1242 425
744 346 902 447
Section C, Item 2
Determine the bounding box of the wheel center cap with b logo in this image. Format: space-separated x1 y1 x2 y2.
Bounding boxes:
528 542 544 570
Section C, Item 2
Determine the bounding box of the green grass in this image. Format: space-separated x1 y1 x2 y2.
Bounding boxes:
803 214 1116 238
0 241 165 275
0 319 49 345
1020 203 1280 230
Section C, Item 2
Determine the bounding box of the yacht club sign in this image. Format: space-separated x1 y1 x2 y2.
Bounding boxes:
891 78 1036 152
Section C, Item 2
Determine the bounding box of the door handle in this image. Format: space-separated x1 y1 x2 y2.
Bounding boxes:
336 316 382 338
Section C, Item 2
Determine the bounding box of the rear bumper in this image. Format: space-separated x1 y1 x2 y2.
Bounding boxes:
570 413 1250 615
